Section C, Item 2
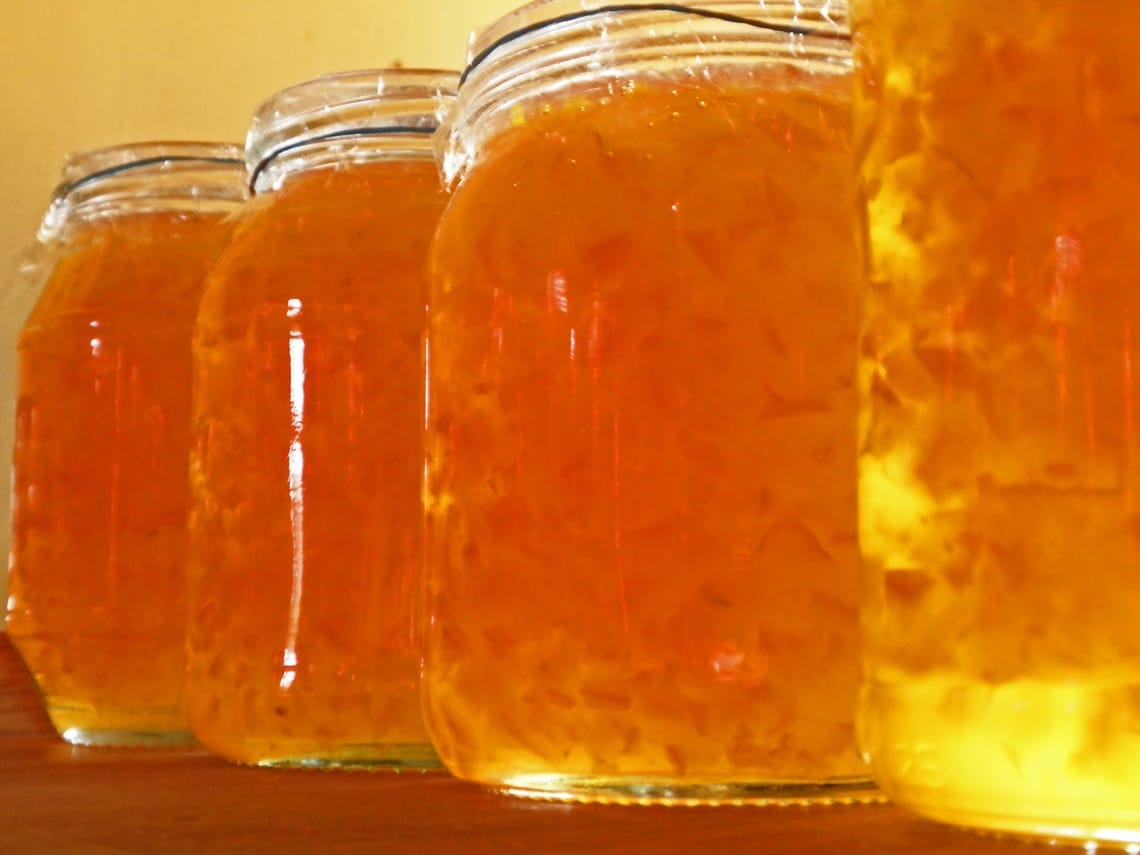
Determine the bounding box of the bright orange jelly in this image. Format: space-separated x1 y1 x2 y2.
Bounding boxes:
187 160 445 766
855 0 1140 840
424 69 865 798
8 210 233 744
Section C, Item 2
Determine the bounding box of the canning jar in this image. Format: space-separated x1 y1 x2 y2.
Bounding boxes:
6 142 246 745
187 69 456 767
854 1 1140 844
425 0 869 803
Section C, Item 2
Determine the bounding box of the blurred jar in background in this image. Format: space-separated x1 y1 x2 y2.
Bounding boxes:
187 69 456 768
425 0 869 803
7 143 246 745
854 0 1140 845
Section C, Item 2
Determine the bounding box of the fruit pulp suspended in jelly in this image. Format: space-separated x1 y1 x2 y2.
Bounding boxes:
425 67 863 796
8 210 234 744
188 160 445 766
855 0 1140 841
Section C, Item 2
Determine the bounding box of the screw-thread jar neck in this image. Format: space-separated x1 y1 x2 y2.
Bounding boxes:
38 141 247 241
443 0 850 188
246 68 460 194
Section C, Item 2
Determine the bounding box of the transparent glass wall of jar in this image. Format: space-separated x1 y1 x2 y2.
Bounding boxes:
186 68 457 768
6 143 247 746
853 1 1140 844
424 0 873 804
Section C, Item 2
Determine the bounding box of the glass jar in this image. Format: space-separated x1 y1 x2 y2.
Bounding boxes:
425 0 869 803
6 142 246 745
186 68 456 768
853 1 1140 845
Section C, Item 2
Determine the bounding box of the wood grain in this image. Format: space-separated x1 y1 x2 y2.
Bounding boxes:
0 634 1070 854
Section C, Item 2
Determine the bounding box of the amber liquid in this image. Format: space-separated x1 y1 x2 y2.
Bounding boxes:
7 211 232 745
855 0 1140 842
187 160 444 767
425 69 868 802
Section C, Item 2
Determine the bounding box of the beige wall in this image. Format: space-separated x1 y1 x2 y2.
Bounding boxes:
1 0 520 611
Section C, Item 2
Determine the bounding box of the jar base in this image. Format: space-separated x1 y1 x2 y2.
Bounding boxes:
861 677 1140 847
53 721 197 748
884 797 1140 849
46 702 194 747
250 742 443 771
488 774 882 806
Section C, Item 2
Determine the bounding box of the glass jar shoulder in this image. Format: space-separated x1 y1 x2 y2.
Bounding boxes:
447 66 851 205
202 158 445 305
21 210 231 342
197 159 444 349
236 158 444 242
457 64 849 168
435 66 853 278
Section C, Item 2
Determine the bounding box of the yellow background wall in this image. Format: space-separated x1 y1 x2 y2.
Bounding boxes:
1 0 521 609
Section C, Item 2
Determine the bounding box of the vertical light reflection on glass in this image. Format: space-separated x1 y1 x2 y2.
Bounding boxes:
548 270 568 315
1084 360 1096 455
1125 317 1136 523
282 297 306 690
1053 233 1082 454
589 291 604 466
491 287 505 355
107 343 127 594
422 313 431 432
569 328 578 403
423 318 431 513
545 270 569 468
419 315 431 650
613 379 629 639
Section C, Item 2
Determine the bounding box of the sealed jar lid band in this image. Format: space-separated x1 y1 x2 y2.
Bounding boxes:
460 2 846 85
63 155 244 196
248 125 437 192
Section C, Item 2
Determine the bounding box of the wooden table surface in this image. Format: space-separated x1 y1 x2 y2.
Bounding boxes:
0 635 1074 854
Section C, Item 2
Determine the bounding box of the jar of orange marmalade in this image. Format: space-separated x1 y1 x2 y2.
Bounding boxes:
425 1 871 803
6 143 246 745
186 69 456 768
854 0 1140 845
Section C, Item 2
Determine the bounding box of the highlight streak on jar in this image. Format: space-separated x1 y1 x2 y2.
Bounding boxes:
282 297 306 692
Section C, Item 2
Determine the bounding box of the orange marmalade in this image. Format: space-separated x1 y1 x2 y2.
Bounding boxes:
186 70 454 767
424 3 866 803
855 0 1140 843
7 144 244 745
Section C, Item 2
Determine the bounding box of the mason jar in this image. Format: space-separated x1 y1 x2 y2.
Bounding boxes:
186 69 456 768
854 0 1140 845
7 142 246 745
424 0 870 803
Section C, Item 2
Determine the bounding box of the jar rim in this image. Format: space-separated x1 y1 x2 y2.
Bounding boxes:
444 1 850 189
40 141 248 242
249 68 461 137
57 141 244 197
463 0 849 84
246 67 459 193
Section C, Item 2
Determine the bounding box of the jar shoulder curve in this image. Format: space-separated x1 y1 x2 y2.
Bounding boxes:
198 161 444 334
23 211 229 336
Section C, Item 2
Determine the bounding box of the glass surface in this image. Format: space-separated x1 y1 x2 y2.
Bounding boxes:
854 0 1140 844
188 157 446 769
425 3 870 804
8 192 239 745
186 69 454 769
